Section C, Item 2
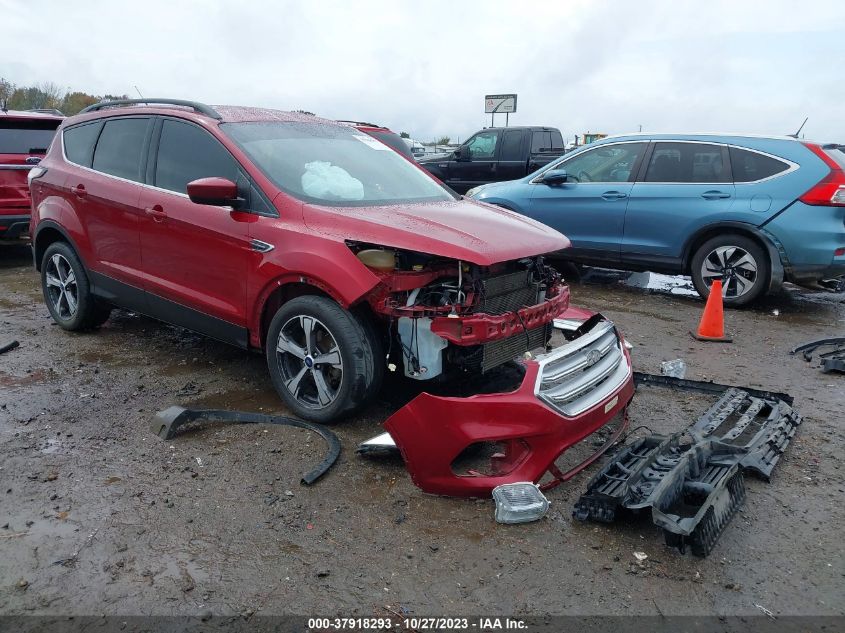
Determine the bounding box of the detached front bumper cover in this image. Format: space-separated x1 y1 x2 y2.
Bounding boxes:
370 317 634 497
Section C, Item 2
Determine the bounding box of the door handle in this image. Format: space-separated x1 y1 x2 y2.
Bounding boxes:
601 191 628 200
701 190 731 200
70 184 87 198
144 205 167 222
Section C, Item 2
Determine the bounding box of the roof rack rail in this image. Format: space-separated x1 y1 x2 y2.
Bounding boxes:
79 98 222 120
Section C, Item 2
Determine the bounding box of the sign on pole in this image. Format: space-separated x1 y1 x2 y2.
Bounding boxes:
484 94 517 114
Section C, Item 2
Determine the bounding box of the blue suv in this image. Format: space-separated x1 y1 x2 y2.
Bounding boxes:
467 134 845 305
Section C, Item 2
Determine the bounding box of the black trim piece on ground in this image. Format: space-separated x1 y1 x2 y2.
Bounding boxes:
88 270 249 349
152 406 341 485
633 371 793 405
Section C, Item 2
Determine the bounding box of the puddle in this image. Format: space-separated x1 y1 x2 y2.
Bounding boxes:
185 387 285 412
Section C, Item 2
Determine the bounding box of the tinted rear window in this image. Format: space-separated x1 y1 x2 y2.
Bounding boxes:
63 122 102 167
500 130 523 161
92 118 149 182
366 130 413 159
0 119 60 154
729 147 790 182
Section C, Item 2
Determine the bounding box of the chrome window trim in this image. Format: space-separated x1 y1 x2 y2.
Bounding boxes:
531 138 800 186
726 144 799 184
0 164 35 170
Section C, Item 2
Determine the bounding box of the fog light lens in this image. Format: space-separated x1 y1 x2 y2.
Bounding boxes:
492 482 549 524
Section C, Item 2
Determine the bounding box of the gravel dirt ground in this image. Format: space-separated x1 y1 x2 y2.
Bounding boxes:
1 244 843 618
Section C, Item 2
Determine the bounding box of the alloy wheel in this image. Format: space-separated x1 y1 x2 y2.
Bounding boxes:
700 245 759 299
44 253 79 319
275 315 343 409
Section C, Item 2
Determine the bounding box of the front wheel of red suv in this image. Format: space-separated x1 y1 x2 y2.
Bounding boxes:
41 242 111 330
265 296 382 423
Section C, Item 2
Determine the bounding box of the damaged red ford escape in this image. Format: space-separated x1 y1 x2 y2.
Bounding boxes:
29 99 634 496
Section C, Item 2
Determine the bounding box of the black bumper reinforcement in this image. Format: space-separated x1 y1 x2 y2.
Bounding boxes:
574 376 801 556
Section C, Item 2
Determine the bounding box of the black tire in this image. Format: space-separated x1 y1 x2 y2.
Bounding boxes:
265 296 382 423
690 234 770 307
41 241 111 330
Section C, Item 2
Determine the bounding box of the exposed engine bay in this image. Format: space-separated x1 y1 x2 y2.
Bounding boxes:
347 242 566 380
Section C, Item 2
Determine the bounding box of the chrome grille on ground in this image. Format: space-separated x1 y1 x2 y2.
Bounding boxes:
535 320 630 417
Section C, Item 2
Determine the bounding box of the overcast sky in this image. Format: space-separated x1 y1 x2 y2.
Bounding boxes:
3 0 844 142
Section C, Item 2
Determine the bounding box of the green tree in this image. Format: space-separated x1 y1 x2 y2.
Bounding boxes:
61 92 99 115
399 131 410 138
436 136 450 145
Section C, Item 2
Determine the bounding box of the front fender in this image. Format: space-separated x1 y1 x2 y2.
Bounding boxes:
248 238 382 345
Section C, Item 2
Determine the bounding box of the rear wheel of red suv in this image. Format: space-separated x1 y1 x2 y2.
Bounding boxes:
690 234 770 307
41 242 111 330
266 296 383 423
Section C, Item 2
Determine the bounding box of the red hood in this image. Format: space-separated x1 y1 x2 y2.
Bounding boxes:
302 198 569 266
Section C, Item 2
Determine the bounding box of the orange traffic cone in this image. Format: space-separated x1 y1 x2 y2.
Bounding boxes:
690 279 732 343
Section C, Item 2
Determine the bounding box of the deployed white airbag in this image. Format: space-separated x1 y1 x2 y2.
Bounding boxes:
301 161 364 200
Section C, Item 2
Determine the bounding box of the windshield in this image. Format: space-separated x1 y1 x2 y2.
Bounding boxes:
223 122 455 206
0 119 60 154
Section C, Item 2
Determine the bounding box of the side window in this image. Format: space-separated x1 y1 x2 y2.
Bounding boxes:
466 131 498 159
558 143 646 183
92 118 149 182
531 131 552 153
645 142 729 183
63 122 102 167
155 119 240 194
499 131 523 161
729 147 790 182
549 130 564 150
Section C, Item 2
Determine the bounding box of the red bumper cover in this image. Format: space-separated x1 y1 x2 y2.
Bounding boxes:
385 319 634 497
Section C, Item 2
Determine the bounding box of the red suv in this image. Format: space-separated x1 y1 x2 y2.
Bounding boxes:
30 99 633 496
1 108 63 241
336 120 415 160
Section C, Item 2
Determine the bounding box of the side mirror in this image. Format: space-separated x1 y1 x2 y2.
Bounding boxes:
541 169 570 185
454 145 470 161
187 177 241 207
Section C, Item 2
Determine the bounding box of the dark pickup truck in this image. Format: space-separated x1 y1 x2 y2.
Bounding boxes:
419 126 565 194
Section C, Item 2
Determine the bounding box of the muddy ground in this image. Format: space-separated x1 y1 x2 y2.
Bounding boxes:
0 244 843 618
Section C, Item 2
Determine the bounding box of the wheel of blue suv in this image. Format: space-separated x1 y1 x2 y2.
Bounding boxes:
41 241 112 331
690 234 770 307
265 296 382 423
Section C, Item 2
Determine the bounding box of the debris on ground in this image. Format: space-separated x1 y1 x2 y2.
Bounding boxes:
151 406 341 484
0 340 20 355
790 337 845 374
492 482 550 524
660 359 687 379
574 384 801 556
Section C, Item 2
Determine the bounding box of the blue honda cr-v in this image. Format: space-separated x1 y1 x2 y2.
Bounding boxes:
467 134 845 305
